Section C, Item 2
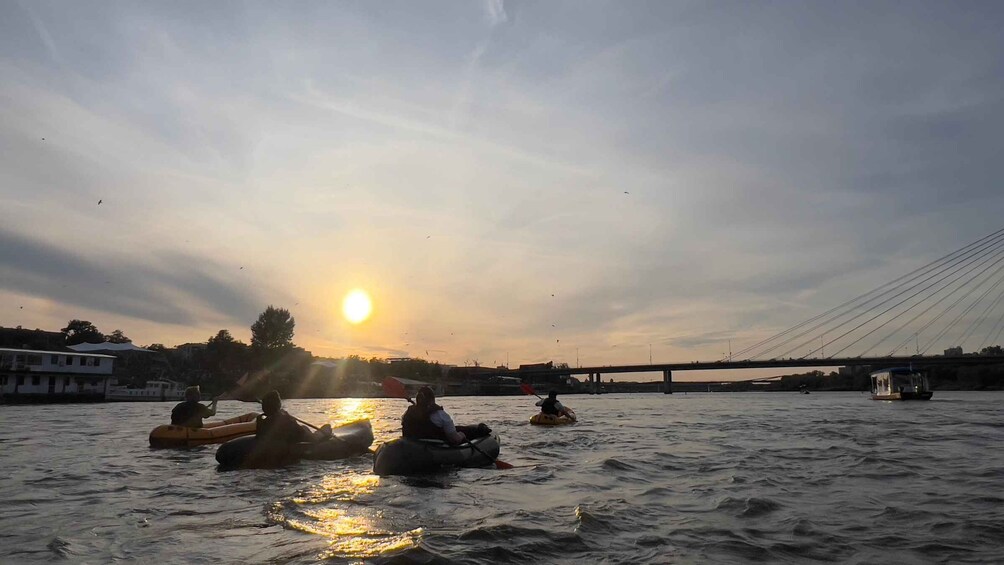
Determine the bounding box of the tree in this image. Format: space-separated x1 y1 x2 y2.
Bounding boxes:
251 306 295 352
206 329 250 389
209 329 236 346
107 329 131 343
61 320 105 346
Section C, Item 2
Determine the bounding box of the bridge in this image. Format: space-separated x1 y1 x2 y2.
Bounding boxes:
514 226 1004 393
507 355 1003 393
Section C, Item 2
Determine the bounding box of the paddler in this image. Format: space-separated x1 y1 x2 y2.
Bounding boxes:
402 386 491 445
536 390 575 420
170 386 218 428
255 390 331 446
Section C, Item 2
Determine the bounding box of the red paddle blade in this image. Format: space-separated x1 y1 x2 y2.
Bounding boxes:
494 459 514 470
382 377 409 399
519 383 537 396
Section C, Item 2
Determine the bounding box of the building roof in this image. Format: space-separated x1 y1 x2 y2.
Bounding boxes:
68 342 155 353
0 347 116 359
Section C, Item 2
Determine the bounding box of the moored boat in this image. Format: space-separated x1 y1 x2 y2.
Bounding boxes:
215 419 373 470
870 368 933 401
149 412 258 448
373 433 501 476
529 413 576 426
108 379 187 402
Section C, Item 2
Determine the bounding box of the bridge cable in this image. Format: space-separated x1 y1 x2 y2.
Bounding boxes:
725 227 1004 361
823 256 1004 359
921 265 1004 354
977 295 1004 352
879 245 1004 355
958 283 1004 350
761 233 1004 360
859 245 1004 355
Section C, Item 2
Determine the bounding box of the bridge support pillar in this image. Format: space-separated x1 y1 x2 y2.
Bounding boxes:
663 370 672 394
592 373 600 395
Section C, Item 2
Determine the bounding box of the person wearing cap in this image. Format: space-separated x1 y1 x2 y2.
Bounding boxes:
255 390 330 447
536 390 575 420
401 386 490 445
170 386 218 428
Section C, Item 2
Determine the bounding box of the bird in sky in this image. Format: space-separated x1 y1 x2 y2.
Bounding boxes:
623 191 629 195
97 199 103 205
239 266 244 270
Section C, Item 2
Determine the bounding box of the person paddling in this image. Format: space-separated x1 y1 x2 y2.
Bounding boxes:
255 390 330 447
402 386 490 445
171 386 217 428
536 390 575 420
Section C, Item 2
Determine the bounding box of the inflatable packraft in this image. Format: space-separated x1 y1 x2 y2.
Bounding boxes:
215 419 373 470
373 433 501 476
529 412 576 426
149 412 258 448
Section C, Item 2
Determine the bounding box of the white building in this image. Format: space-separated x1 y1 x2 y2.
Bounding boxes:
0 347 116 403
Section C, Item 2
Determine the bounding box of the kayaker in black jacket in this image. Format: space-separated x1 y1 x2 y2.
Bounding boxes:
402 386 490 445
170 386 217 428
256 390 330 447
536 391 575 420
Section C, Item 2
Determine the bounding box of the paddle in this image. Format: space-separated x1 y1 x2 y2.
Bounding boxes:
381 377 513 470
520 383 543 399
520 383 576 421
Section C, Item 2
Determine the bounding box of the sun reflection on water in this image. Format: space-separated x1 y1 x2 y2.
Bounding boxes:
283 470 418 560
325 398 375 427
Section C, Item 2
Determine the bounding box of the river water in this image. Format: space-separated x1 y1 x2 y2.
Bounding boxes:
1 392 1002 564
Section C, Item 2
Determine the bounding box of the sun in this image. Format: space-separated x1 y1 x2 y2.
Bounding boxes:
342 289 373 324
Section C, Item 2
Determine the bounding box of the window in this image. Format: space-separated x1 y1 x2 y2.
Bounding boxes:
1 376 6 386
17 375 24 386
51 355 58 364
32 375 40 386
64 377 70 387
67 356 74 366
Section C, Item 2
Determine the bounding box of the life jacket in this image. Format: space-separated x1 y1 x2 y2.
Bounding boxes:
171 400 204 427
540 397 560 416
256 410 309 445
402 403 447 441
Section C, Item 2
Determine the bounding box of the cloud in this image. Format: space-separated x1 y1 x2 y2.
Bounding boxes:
2 1 1004 367
0 228 262 327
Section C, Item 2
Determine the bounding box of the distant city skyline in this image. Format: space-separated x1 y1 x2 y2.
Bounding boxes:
2 1 1004 377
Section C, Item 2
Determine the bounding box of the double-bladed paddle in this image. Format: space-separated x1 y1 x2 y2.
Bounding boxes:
381 377 513 470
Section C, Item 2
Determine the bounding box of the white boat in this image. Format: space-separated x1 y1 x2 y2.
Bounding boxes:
106 379 186 402
870 368 933 401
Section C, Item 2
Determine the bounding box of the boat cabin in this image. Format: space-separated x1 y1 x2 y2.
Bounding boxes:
870 368 933 401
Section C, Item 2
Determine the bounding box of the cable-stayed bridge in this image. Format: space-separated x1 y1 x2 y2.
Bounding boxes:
512 227 1004 392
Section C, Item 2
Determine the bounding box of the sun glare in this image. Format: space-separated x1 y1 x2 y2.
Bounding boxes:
342 290 372 324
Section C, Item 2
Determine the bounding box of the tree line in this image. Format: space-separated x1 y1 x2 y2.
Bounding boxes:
56 306 447 398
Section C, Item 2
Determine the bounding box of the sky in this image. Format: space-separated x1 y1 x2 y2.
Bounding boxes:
2 1 1004 378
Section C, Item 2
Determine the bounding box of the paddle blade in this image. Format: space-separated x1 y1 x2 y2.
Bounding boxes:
382 377 409 400
494 459 515 470
519 383 537 396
